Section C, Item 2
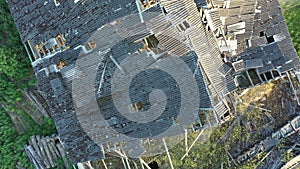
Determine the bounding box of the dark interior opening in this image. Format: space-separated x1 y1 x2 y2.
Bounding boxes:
248 69 261 85
183 20 190 29
265 72 273 80
272 70 280 77
144 35 159 49
178 24 185 31
223 111 230 118
260 74 266 81
148 161 159 169
245 39 250 47
162 7 168 14
24 42 35 61
221 53 225 58
198 112 207 125
260 31 265 37
266 36 275 44
136 102 144 111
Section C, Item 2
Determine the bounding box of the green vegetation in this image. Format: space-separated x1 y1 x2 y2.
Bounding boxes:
145 80 295 169
281 0 300 56
144 129 228 169
145 117 262 168
0 0 57 168
282 151 294 163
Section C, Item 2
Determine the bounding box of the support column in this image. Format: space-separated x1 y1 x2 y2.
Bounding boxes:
270 71 275 80
23 43 33 63
212 109 220 124
114 150 131 169
263 73 268 82
139 159 145 169
122 150 132 169
87 161 94 169
255 69 263 83
204 111 212 127
185 129 188 156
139 158 151 169
287 71 300 105
162 138 174 169
102 160 108 169
246 70 254 86
121 157 127 169
181 129 204 160
132 160 139 169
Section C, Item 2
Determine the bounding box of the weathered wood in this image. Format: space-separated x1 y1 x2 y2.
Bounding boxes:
86 161 94 169
23 90 50 118
2 104 26 134
41 138 55 167
163 138 174 169
49 140 60 158
25 135 74 169
36 135 51 168
46 138 58 165
102 159 108 169
30 136 42 159
56 142 69 168
139 158 151 169
26 145 46 169
181 129 204 160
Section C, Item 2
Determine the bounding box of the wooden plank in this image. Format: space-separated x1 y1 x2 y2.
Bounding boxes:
56 143 69 168
36 135 51 168
25 145 46 169
49 139 61 157
46 138 58 166
30 136 42 159
41 137 55 167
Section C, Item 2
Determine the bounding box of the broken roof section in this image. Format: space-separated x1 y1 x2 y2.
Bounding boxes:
216 0 300 71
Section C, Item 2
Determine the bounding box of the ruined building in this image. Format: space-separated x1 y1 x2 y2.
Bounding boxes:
7 0 300 164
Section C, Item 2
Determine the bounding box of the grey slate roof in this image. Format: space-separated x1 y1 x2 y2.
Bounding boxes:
7 0 300 164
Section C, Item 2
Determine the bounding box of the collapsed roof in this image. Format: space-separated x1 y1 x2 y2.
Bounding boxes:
7 0 300 163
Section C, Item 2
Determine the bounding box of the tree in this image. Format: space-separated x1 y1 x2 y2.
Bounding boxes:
0 1 57 168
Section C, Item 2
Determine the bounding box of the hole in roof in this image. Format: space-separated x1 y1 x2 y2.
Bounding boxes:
266 36 275 44
260 31 265 37
148 161 159 169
